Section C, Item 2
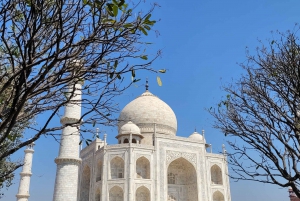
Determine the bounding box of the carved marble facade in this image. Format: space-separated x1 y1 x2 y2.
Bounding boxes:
77 90 231 201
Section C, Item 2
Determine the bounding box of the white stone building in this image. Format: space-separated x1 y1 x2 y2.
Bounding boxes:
77 90 231 201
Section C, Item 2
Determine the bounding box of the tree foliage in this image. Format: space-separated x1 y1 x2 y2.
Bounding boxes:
0 0 161 192
210 29 300 197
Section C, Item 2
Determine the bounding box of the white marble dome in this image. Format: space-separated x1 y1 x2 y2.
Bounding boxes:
119 121 141 135
189 131 203 141
118 90 177 135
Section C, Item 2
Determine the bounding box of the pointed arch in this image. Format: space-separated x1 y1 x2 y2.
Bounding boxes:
95 188 101 201
136 156 150 179
136 186 150 201
109 186 123 201
96 160 102 182
167 157 198 200
213 191 224 201
80 165 91 201
211 165 223 184
110 156 124 179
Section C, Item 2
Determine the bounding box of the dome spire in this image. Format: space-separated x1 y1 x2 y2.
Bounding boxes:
145 78 149 91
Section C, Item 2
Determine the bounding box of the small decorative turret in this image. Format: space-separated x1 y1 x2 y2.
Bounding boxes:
145 78 149 91
222 144 227 155
16 142 35 201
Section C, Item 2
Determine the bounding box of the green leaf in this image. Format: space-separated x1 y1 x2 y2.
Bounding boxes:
117 74 121 79
124 23 133 28
157 76 162 86
144 25 151 31
118 0 125 7
140 55 148 60
139 27 148 35
133 79 141 83
109 72 114 79
83 0 88 5
145 14 151 21
113 5 118 17
106 7 114 17
105 5 114 17
131 69 135 78
106 113 111 116
92 120 96 127
7 134 12 141
159 69 166 73
144 20 156 25
114 60 118 69
107 3 113 11
25 0 31 6
79 140 83 145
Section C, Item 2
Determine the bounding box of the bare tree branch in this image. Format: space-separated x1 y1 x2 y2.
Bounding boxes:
210 27 300 197
0 0 162 193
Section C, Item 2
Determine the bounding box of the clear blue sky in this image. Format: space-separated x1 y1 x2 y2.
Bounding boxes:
3 0 300 200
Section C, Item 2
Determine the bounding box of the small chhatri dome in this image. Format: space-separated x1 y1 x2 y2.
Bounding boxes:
119 121 141 135
189 131 203 141
118 90 177 136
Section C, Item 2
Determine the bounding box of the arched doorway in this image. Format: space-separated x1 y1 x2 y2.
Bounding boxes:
96 160 102 182
213 191 224 201
211 165 223 184
136 157 150 179
95 188 101 201
80 165 91 201
136 186 150 201
167 157 198 201
110 156 124 179
109 186 123 201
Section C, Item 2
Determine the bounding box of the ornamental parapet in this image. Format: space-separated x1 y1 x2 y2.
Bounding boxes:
60 116 81 125
105 143 154 150
54 157 82 165
24 149 34 153
20 172 32 176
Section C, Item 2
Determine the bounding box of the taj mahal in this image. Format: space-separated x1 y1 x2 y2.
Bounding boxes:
16 81 231 201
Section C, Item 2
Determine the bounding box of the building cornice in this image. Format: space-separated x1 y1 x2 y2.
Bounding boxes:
54 157 82 165
20 172 32 176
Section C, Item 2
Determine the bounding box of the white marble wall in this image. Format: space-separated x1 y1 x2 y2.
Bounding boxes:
79 134 231 201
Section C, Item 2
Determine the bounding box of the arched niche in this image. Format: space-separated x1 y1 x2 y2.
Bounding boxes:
80 165 91 201
136 156 150 179
211 165 223 184
109 186 123 201
132 138 137 143
95 188 101 201
110 156 124 179
136 186 150 201
167 157 198 201
96 160 102 182
213 191 224 201
124 138 129 143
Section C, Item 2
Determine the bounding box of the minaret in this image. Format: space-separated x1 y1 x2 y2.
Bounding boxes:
53 61 82 201
16 142 35 201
